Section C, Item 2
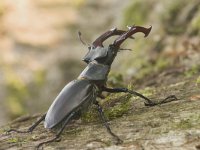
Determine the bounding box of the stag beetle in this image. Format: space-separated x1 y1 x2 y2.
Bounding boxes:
7 25 177 149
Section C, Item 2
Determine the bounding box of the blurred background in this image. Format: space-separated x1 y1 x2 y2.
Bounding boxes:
0 0 199 126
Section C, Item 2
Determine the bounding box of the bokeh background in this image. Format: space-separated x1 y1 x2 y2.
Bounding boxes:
0 0 200 126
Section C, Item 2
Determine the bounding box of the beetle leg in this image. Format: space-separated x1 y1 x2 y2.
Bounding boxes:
102 87 178 106
6 114 46 134
36 112 75 149
97 93 106 99
102 87 154 105
144 95 178 106
94 101 123 145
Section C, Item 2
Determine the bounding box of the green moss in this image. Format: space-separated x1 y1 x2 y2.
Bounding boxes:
135 64 152 80
8 137 27 144
8 138 19 143
81 93 132 122
7 96 25 116
161 0 187 34
65 128 83 136
176 119 193 130
104 101 130 119
133 57 153 80
4 69 29 118
134 56 170 80
31 135 39 141
123 0 150 26
154 57 170 72
81 106 99 123
196 76 200 85
184 65 199 78
5 73 28 97
0 128 4 134
175 114 200 130
104 94 132 119
107 72 124 87
34 69 46 86
139 87 155 97
190 12 200 35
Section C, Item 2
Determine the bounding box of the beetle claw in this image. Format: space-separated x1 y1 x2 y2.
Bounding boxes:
113 25 152 48
6 128 31 134
144 102 157 107
144 95 178 107
92 28 134 48
115 138 123 145
159 95 178 104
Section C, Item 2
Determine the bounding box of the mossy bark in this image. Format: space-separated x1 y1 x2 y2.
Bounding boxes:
1 75 200 150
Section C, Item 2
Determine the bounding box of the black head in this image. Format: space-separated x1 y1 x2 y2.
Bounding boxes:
82 45 117 65
82 25 152 65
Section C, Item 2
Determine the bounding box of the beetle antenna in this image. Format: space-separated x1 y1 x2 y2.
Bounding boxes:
78 31 91 47
119 48 132 51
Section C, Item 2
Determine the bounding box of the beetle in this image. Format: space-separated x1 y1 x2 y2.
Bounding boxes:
7 25 177 149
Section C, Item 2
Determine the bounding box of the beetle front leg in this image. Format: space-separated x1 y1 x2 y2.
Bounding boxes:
102 87 178 106
6 114 46 134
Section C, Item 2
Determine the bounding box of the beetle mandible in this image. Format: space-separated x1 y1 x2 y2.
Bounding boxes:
7 25 177 149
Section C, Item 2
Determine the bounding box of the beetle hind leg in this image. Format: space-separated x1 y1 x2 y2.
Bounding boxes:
102 87 178 107
36 135 59 150
144 95 178 106
36 112 75 149
6 114 46 134
94 101 123 145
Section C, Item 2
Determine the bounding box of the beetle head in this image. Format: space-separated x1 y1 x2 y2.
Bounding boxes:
82 27 130 64
82 25 152 65
82 46 109 63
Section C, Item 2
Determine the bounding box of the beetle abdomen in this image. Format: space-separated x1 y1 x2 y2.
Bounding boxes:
44 79 96 129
